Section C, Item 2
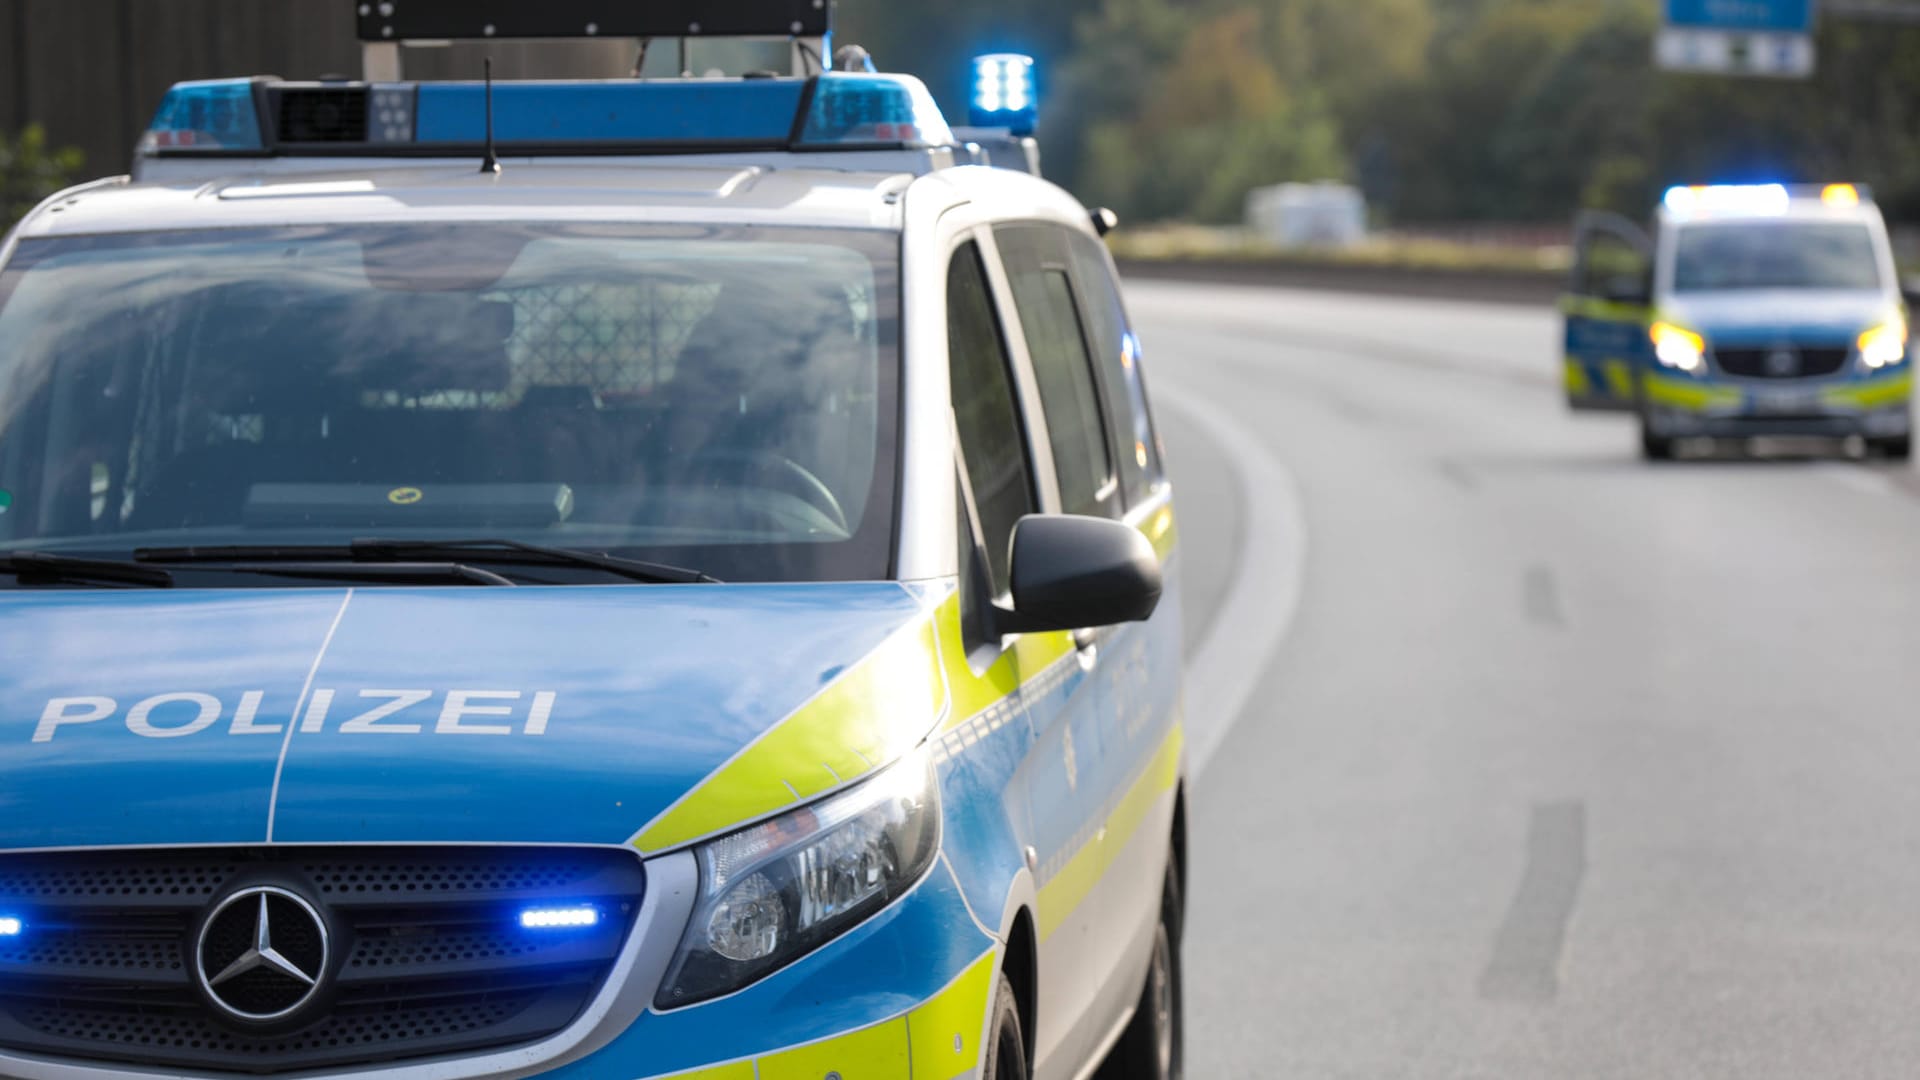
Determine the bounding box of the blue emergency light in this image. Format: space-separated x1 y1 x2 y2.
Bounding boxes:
0 917 21 937
139 79 267 153
519 905 600 930
970 54 1038 136
140 72 956 158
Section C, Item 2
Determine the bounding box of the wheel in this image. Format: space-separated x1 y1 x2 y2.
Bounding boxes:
983 972 1030 1080
1874 436 1912 462
1097 861 1185 1080
1640 424 1675 461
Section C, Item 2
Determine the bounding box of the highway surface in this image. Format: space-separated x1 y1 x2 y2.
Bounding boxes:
1133 281 1920 1079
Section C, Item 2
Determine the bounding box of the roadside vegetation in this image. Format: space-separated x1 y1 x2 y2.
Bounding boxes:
1107 225 1571 277
840 0 1920 228
1 126 84 232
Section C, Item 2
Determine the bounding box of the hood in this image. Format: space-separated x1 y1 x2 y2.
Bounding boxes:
0 584 930 850
1663 290 1896 343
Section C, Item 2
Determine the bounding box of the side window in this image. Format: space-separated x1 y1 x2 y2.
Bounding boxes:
995 225 1119 519
947 241 1035 597
1068 232 1164 507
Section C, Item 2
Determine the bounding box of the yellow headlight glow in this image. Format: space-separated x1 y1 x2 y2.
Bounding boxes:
1651 322 1707 373
1859 318 1910 370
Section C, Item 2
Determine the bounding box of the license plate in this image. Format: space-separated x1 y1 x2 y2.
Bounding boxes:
1751 389 1821 414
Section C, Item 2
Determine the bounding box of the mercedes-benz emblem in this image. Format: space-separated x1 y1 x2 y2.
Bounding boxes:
194 885 331 1024
1766 348 1800 377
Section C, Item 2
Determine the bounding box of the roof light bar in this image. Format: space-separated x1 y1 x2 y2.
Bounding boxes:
139 73 955 159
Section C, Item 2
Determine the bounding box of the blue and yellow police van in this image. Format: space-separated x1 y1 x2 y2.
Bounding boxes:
1562 183 1917 460
0 4 1189 1079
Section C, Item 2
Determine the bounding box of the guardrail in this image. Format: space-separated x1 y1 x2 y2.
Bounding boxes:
1116 255 1567 307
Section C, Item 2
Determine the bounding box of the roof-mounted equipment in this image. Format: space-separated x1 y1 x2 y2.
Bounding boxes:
951 53 1041 176
355 0 830 42
356 0 833 82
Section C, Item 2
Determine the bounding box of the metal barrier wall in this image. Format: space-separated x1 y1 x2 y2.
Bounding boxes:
0 0 632 179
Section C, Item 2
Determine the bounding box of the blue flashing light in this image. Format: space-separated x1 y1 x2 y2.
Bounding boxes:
519 906 600 930
798 73 955 149
1663 183 1792 218
0 917 21 937
141 79 265 153
970 54 1038 136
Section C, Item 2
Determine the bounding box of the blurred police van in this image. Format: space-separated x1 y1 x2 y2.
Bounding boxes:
1562 183 1917 460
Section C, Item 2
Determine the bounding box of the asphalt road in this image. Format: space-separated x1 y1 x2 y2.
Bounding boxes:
1132 280 1920 1080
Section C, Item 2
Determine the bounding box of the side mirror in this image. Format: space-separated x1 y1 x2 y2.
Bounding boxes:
1600 274 1652 306
1090 207 1120 237
999 514 1163 634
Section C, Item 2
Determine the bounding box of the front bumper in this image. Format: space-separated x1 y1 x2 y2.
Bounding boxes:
1642 368 1913 439
0 849 998 1080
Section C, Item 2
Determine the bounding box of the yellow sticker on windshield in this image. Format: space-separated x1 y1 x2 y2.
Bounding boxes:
388 487 424 506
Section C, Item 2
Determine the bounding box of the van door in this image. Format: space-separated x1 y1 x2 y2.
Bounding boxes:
993 221 1146 1077
1061 226 1187 1047
1564 211 1656 412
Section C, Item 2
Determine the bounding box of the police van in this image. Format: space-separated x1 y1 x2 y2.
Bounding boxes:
0 4 1189 1079
1562 183 1917 460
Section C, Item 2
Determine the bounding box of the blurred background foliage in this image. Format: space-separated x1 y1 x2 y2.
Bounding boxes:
0 126 83 233
839 0 1920 226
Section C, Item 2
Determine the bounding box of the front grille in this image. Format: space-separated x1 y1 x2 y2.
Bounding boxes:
0 847 645 1075
276 88 370 143
1715 344 1851 379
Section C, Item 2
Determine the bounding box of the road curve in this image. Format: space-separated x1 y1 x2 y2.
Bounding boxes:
1135 280 1920 1080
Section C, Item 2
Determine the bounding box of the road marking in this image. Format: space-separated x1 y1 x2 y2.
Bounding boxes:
1522 565 1566 629
1151 381 1310 776
1479 801 1587 1003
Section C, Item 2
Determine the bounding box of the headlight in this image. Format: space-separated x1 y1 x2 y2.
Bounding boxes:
655 750 940 1008
1651 321 1707 373
1860 318 1909 370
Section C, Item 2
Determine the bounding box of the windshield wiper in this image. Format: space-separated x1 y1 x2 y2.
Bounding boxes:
220 562 517 587
0 551 175 589
136 539 720 585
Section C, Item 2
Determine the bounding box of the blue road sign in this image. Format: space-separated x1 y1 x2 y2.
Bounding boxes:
1665 0 1816 33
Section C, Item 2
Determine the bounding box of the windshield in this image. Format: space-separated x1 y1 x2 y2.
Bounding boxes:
0 224 900 583
1671 221 1883 293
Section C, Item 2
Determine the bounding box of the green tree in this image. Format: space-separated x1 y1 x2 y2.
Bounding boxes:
1263 0 1434 122
1079 8 1348 222
1 126 84 231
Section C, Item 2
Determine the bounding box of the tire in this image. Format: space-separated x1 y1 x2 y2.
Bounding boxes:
983 972 1030 1080
1640 424 1675 461
1097 862 1185 1080
1874 436 1912 462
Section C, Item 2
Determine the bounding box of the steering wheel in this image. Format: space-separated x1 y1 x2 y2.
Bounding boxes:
688 450 851 535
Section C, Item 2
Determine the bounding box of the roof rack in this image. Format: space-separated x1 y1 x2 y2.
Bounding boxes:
357 1 832 82
357 0 830 42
